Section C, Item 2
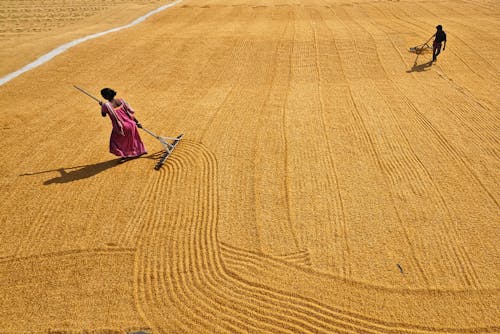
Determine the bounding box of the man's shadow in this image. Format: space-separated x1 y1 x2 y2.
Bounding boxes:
407 52 433 73
407 60 433 73
20 152 164 185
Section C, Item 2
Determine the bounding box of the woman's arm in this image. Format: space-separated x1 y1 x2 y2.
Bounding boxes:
122 99 135 114
121 99 143 128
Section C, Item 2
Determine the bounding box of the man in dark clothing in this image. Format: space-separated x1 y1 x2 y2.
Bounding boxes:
432 25 447 62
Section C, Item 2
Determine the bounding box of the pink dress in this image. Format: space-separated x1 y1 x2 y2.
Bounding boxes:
101 99 147 158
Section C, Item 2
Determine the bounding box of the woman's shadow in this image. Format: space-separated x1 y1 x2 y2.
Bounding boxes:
20 152 165 185
41 159 120 185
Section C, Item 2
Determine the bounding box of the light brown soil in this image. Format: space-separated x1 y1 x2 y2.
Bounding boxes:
0 0 499 333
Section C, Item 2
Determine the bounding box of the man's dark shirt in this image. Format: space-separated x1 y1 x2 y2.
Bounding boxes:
435 30 447 43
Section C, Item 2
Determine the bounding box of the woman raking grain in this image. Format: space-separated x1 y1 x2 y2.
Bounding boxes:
99 88 147 162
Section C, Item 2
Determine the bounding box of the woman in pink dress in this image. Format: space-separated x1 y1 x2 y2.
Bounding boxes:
99 88 147 162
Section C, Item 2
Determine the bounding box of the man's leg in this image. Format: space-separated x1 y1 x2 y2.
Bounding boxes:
435 46 441 58
433 42 441 61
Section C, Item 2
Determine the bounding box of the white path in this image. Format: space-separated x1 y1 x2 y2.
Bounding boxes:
0 0 183 86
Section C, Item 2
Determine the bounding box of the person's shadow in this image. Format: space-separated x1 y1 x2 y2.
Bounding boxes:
40 159 120 184
407 60 433 73
407 52 433 73
20 152 166 185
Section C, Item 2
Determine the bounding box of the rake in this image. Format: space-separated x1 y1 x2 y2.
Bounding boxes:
409 35 433 54
74 85 183 170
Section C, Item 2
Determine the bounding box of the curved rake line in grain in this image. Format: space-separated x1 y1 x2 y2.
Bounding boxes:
164 144 392 334
166 144 330 333
219 241 500 333
0 0 184 86
139 156 225 333
340 6 482 289
221 242 312 268
163 153 256 333
221 257 262 274
134 143 360 333
220 243 294 274
138 144 310 333
219 240 499 333
220 240 498 295
133 159 199 332
133 145 268 333
275 250 312 266
132 141 500 333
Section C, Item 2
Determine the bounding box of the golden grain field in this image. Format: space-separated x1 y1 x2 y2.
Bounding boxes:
0 0 499 333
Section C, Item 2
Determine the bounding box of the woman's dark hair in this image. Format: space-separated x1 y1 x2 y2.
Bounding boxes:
101 88 116 101
436 25 443 30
